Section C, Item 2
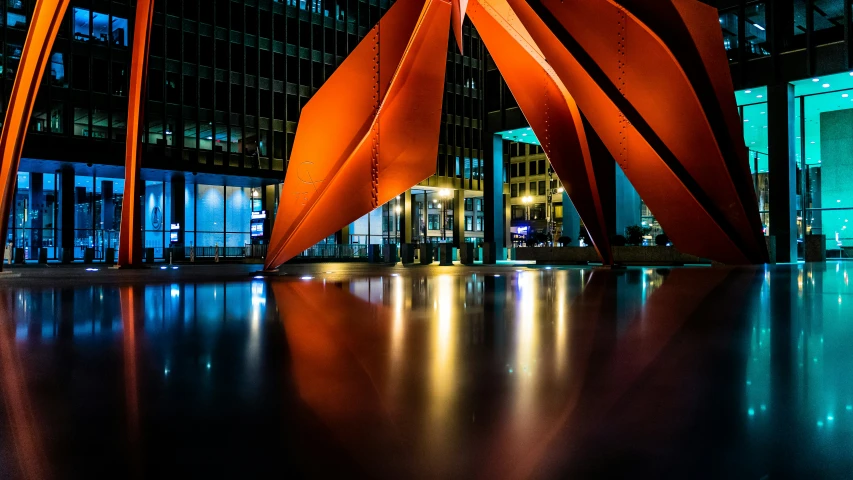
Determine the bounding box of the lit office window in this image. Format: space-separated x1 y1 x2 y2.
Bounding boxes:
92 109 108 139
50 52 66 87
744 2 769 57
3 44 22 80
5 0 26 29
73 8 128 46
91 12 110 43
110 16 128 47
74 108 90 137
51 103 64 134
31 106 48 133
73 8 91 41
719 9 739 61
183 120 198 149
111 110 126 140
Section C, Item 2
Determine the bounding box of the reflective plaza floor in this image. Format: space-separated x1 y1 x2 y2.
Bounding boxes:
0 262 852 478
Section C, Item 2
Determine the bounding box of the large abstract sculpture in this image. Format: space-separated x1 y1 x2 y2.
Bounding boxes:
0 0 70 272
263 0 453 269
509 0 768 264
266 0 767 269
467 0 613 264
0 0 766 269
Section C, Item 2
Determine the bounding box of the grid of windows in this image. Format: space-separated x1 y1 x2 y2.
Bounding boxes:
1 0 486 191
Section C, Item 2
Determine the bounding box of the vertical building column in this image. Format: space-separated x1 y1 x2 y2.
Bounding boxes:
263 184 276 243
29 173 45 259
58 167 75 262
768 83 797 262
101 180 114 232
484 133 506 257
561 191 580 246
335 225 351 245
504 191 512 252
768 2 795 52
400 190 413 244
170 175 186 255
452 188 464 248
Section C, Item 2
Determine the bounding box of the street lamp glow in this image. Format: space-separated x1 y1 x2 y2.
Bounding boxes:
395 205 402 214
439 189 452 198
557 187 564 194
522 196 533 204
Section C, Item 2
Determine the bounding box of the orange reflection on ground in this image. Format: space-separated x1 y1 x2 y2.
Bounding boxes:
119 285 142 476
0 292 47 480
271 268 761 478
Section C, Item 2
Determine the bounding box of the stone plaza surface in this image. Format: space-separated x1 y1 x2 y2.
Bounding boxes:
0 262 852 478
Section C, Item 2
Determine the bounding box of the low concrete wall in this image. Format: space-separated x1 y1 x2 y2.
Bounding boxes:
515 247 599 264
515 246 709 266
613 246 707 265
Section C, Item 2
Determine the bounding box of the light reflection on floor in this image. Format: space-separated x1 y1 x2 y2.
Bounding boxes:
1 263 852 478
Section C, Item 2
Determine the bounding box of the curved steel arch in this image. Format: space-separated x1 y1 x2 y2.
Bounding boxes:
0 0 153 269
0 0 71 271
118 0 155 267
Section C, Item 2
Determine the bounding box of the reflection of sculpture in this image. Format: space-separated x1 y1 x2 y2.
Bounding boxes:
265 0 768 269
270 267 763 477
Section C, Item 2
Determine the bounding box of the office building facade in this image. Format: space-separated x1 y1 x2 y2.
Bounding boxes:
3 0 486 261
5 0 853 261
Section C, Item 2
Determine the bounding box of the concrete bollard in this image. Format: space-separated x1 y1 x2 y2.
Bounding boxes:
438 244 454 266
383 244 398 264
459 243 474 265
419 244 434 265
805 234 827 262
400 244 415 265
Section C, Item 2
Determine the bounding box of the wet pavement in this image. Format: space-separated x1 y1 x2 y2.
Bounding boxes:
0 262 852 479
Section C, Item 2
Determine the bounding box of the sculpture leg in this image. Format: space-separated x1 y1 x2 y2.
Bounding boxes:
0 0 71 271
469 0 613 264
118 0 155 267
507 0 766 264
265 0 451 270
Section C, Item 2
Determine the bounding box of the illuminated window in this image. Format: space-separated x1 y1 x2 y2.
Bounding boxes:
73 8 128 47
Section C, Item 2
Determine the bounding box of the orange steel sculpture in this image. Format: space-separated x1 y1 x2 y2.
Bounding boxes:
118 0 155 267
264 0 453 269
0 0 766 269
506 0 768 264
0 0 71 271
467 0 613 264
265 0 767 269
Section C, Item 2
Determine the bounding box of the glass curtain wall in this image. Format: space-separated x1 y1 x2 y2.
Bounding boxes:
719 0 846 60
4 176 256 262
736 71 853 258
7 173 58 260
799 76 853 257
